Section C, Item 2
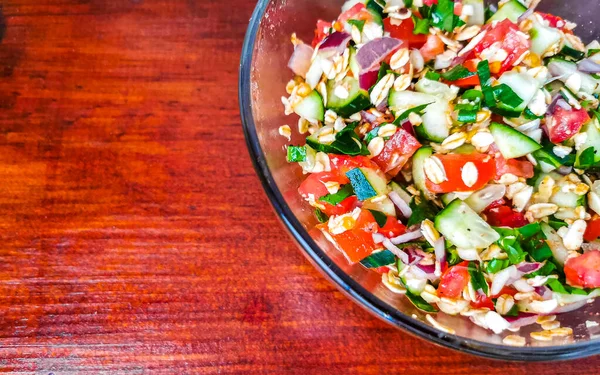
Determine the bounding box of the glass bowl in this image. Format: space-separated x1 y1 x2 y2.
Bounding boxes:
239 0 600 361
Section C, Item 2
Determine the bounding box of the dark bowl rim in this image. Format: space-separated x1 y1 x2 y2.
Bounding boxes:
238 0 600 361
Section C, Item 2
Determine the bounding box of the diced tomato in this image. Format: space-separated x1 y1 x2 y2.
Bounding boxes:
424 0 438 5
564 250 600 288
379 216 407 238
493 147 535 179
318 209 381 263
312 20 332 47
491 286 519 298
298 172 358 216
330 154 381 174
425 153 496 193
470 290 494 310
374 266 394 274
537 12 572 33
447 59 480 87
584 219 600 242
420 35 445 62
470 19 530 74
485 205 528 228
487 198 506 210
372 128 421 176
337 3 366 24
383 17 428 48
548 106 591 144
453 1 462 16
438 261 470 299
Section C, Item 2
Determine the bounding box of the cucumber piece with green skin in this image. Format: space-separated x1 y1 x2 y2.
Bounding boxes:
529 20 563 58
349 47 359 78
389 91 448 142
360 250 396 268
402 274 428 295
415 78 458 101
547 59 600 95
575 119 600 168
453 144 477 155
389 181 412 205
346 167 389 200
486 0 526 23
490 122 542 159
326 77 371 117
462 0 485 25
497 72 540 110
294 90 325 122
411 146 434 198
435 199 500 249
362 196 396 217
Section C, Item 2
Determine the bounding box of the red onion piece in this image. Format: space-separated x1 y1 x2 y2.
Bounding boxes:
359 68 380 90
517 1 539 23
389 191 413 219
383 238 409 264
546 94 561 115
360 110 378 124
434 237 446 265
406 248 423 265
491 265 519 296
356 37 403 72
390 229 422 245
318 32 351 58
401 120 415 136
516 262 543 274
288 43 314 78
534 285 553 300
556 98 572 111
505 312 539 329
578 58 600 74
413 263 439 281
557 165 573 175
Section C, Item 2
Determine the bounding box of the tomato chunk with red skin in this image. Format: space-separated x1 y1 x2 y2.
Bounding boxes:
420 34 445 62
425 153 496 193
585 219 600 242
372 128 421 176
438 261 470 299
471 290 494 310
312 20 332 48
565 250 600 288
469 20 530 74
379 216 407 238
491 286 519 298
548 106 590 144
446 59 480 88
384 17 427 48
337 3 365 24
485 205 528 228
492 145 535 179
318 209 380 263
298 172 358 216
537 12 572 33
330 154 380 174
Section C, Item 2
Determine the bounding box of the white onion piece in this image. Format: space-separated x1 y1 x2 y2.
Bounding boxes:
578 58 600 74
434 237 446 265
410 49 424 72
582 242 600 252
491 265 518 296
390 230 423 244
389 191 413 218
513 278 535 293
556 98 572 111
551 300 589 314
383 238 409 264
372 233 385 244
288 43 314 78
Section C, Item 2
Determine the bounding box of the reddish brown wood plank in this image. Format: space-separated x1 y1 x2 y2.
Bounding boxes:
0 0 597 373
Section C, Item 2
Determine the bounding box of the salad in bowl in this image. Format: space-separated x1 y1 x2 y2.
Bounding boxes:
280 0 600 345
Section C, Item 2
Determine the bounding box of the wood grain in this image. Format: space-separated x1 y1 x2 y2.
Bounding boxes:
0 0 596 373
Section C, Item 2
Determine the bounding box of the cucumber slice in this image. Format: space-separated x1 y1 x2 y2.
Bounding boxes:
415 100 451 142
497 72 540 110
360 167 389 196
575 119 600 168
294 90 325 122
490 122 542 159
360 250 396 268
486 0 526 24
434 199 500 249
530 21 562 58
550 190 584 208
411 146 434 198
441 193 456 206
464 184 507 213
454 144 477 155
389 181 412 205
547 59 600 95
462 0 485 25
389 91 449 142
402 273 428 295
349 46 360 78
363 196 396 217
326 77 371 117
415 78 458 101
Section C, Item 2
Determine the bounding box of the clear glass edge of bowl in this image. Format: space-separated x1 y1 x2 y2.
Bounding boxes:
238 0 600 362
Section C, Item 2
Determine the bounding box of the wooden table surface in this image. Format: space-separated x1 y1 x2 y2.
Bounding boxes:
0 0 597 373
